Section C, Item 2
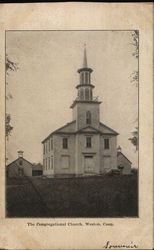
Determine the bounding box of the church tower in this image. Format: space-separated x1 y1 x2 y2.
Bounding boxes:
71 45 101 130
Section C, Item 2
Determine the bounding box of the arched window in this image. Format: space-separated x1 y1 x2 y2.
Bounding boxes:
86 111 91 124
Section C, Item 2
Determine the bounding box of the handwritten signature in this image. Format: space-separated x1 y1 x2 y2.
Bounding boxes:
103 241 138 249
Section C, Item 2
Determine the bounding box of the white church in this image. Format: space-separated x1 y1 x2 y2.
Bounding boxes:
42 46 131 177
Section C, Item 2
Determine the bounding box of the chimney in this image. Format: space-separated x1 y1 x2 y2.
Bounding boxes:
18 150 24 158
117 146 122 153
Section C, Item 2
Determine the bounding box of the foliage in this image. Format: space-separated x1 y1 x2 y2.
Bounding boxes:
131 168 138 175
131 30 139 59
130 70 139 87
130 30 139 87
6 113 13 139
129 31 139 148
6 55 18 138
6 54 18 75
129 127 138 151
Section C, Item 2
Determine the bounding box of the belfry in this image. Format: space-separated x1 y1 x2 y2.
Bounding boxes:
77 45 94 101
71 45 101 131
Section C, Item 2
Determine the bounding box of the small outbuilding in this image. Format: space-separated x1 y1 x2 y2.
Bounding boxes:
117 146 132 175
7 151 33 178
32 163 43 176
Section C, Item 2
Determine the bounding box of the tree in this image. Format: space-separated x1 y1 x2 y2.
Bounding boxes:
6 114 13 138
129 127 138 151
131 30 139 59
6 55 18 139
6 54 18 74
129 31 139 149
130 30 139 87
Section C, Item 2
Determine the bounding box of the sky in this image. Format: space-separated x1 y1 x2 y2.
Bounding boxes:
6 31 138 167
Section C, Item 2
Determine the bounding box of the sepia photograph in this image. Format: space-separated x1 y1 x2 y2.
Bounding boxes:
6 30 138 218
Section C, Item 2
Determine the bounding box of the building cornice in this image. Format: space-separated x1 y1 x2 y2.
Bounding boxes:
76 84 95 89
77 67 93 73
70 100 102 109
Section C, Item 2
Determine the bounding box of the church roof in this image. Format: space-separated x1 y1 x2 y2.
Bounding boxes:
7 157 33 168
42 121 76 143
99 122 119 135
117 152 132 164
32 163 43 171
42 121 118 143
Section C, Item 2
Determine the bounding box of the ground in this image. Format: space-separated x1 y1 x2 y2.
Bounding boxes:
6 174 138 218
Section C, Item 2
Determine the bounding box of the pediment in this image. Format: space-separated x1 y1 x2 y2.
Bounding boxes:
77 126 101 134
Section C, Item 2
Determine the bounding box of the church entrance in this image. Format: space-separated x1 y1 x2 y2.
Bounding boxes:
84 155 94 173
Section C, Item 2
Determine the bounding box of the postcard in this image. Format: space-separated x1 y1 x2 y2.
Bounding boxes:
0 3 153 250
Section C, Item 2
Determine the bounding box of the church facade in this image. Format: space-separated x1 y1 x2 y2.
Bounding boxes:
42 47 119 177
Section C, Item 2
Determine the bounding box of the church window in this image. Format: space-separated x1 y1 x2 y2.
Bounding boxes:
85 72 89 84
46 158 47 170
80 73 84 84
63 138 68 149
43 159 45 170
86 136 92 148
51 138 53 150
19 160 22 166
51 156 53 169
86 111 91 124
80 88 84 100
48 157 50 170
104 139 110 149
89 73 91 83
43 144 45 154
48 140 50 151
90 89 92 100
85 88 89 100
46 142 47 153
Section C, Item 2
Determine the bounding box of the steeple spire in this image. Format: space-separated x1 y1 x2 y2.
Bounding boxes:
70 46 101 109
83 43 88 68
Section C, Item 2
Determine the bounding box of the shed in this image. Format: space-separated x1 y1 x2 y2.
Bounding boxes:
32 163 43 176
117 147 132 175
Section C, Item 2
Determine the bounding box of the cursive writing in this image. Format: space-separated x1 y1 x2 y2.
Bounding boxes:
103 241 138 249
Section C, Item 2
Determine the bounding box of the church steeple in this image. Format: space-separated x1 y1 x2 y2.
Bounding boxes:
83 44 88 68
76 45 94 101
70 45 102 129
70 45 101 109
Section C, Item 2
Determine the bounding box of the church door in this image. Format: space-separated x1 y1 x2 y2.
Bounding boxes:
84 155 94 173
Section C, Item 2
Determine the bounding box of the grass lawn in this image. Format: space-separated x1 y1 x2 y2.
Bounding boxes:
6 174 138 218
